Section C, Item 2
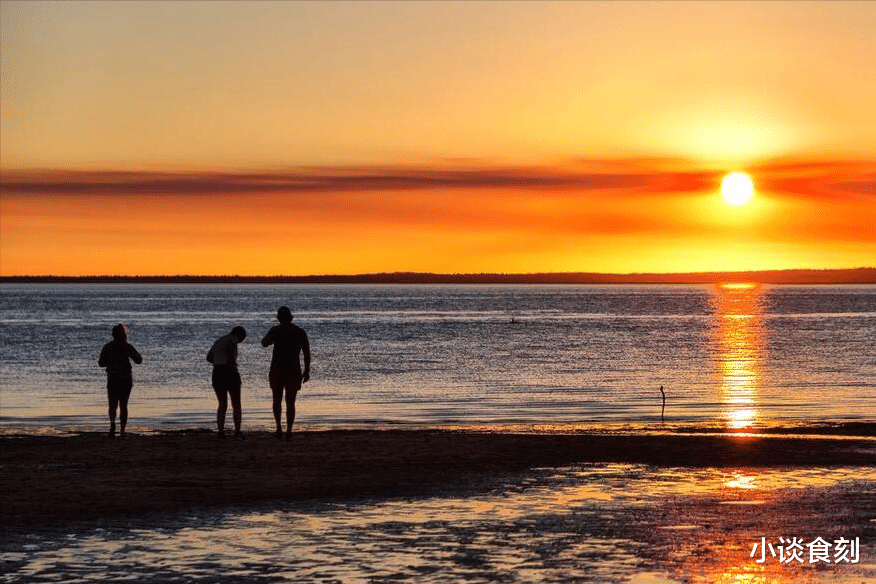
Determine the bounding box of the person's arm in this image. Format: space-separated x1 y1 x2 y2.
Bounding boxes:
98 345 109 368
302 331 311 382
129 344 143 365
206 343 215 364
261 327 274 347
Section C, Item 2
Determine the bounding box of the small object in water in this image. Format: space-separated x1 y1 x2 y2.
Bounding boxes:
660 385 666 422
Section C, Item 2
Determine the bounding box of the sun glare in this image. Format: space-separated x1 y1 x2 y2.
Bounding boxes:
720 172 754 206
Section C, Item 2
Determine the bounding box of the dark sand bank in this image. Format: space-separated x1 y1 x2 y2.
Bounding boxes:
3 429 875 526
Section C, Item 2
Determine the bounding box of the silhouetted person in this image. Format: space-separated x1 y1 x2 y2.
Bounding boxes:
262 306 310 438
207 326 247 440
98 324 143 438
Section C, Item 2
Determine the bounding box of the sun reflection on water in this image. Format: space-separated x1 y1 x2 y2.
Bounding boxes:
4 465 873 584
713 283 765 431
725 471 758 490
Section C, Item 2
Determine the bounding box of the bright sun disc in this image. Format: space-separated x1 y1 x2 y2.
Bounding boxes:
721 172 754 206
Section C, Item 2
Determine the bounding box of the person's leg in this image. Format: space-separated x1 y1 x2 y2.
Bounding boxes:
269 369 284 436
230 368 243 438
213 367 229 437
119 396 129 437
229 386 242 436
285 389 298 435
215 391 227 436
119 383 132 437
285 370 303 435
107 390 118 438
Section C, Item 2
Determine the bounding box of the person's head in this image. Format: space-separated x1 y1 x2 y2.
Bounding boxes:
277 306 293 324
230 326 247 343
111 324 128 342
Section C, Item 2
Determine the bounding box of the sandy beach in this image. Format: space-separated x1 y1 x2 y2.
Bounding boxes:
3 428 875 524
2 428 875 583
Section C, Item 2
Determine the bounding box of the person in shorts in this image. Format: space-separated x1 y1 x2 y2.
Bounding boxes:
207 326 247 440
261 306 310 438
98 324 143 438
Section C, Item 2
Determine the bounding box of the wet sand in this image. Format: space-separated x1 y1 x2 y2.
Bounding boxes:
2 428 874 525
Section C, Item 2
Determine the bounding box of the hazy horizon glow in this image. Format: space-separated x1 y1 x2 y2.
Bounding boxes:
2 1 874 276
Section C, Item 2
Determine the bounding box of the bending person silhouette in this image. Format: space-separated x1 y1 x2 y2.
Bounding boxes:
262 306 310 438
207 326 247 440
98 324 143 438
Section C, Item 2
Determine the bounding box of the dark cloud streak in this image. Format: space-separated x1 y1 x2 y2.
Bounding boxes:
1 166 717 197
753 160 876 202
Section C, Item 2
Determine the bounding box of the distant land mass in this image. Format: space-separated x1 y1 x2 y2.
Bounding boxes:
2 268 874 284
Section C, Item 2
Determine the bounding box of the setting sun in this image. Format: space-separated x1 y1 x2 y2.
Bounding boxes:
1 2 875 276
721 172 755 206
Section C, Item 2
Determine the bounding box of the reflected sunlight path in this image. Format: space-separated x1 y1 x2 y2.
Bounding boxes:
713 283 765 430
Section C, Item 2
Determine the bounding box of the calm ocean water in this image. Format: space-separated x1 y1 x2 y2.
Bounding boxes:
1 283 874 433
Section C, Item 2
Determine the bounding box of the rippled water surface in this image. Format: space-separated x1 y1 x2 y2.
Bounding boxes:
3 464 874 583
1 283 874 432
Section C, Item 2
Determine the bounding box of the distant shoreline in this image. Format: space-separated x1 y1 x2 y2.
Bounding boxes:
2 268 874 285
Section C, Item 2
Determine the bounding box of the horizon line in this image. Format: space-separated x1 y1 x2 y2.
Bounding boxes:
2 268 874 285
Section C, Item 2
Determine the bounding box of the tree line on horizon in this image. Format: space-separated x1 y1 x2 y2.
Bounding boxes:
2 268 874 285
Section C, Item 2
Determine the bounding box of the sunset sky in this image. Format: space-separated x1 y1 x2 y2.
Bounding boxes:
2 1 874 276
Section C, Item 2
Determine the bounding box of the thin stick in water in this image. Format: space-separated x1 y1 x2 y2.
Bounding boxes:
660 385 666 422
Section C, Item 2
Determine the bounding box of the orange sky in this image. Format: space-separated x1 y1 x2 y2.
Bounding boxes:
1 2 874 276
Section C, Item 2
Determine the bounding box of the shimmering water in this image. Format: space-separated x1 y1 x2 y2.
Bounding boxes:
3 464 874 583
1 283 874 432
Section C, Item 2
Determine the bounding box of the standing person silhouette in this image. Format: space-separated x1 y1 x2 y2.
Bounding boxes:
207 326 247 440
98 324 143 438
262 306 310 438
